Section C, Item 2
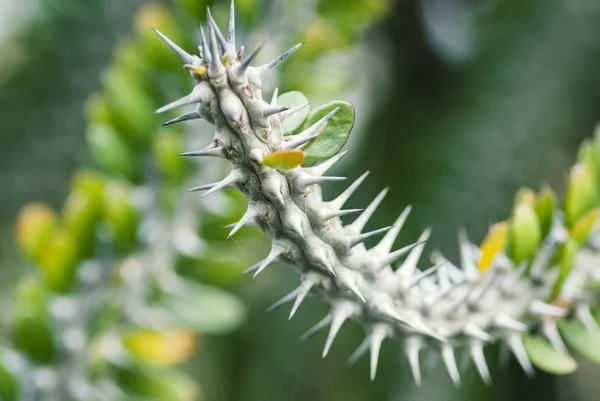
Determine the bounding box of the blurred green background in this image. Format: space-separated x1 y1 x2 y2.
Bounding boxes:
1 0 600 400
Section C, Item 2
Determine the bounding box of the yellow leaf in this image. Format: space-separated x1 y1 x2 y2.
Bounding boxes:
478 222 509 272
262 149 305 170
122 329 198 366
570 209 600 244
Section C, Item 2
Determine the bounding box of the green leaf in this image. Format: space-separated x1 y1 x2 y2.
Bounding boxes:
299 100 355 166
523 334 577 374
558 320 600 365
582 280 600 291
277 91 309 134
114 365 197 401
156 280 245 335
549 239 579 300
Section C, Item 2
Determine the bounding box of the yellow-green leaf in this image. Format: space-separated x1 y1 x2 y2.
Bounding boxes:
262 150 305 170
14 203 57 263
535 186 557 239
510 202 541 264
558 320 600 365
122 329 198 366
478 222 508 272
565 163 598 228
570 209 599 245
523 334 577 375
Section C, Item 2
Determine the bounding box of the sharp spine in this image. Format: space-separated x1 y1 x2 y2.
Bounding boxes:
508 334 534 376
206 7 228 53
306 150 349 177
405 337 422 386
227 0 236 50
299 315 332 342
348 226 393 248
180 145 224 158
253 244 283 277
263 42 305 70
530 300 566 317
162 111 201 126
441 344 461 386
347 337 370 366
262 105 289 118
281 103 310 120
301 174 347 187
270 87 279 106
378 240 427 269
322 308 351 357
542 320 567 353
494 314 528 332
288 279 314 319
227 206 259 238
321 208 362 221
470 342 492 385
200 170 242 198
370 326 387 381
329 171 369 210
409 261 445 288
152 28 195 64
373 206 412 254
395 229 431 278
265 288 299 313
464 323 491 342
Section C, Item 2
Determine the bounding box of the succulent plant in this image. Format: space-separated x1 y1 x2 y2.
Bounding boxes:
152 1 600 386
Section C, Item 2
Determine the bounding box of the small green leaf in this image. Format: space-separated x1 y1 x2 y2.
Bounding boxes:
523 334 577 375
156 280 245 335
565 163 598 228
510 202 541 265
558 320 600 365
299 100 355 166
277 91 309 134
535 186 557 239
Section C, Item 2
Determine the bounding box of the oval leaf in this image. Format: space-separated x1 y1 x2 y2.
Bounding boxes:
299 100 355 166
156 280 245 335
277 91 309 134
558 320 600 365
523 334 577 375
263 150 305 170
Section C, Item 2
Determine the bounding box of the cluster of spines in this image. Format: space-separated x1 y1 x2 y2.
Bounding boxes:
152 2 600 385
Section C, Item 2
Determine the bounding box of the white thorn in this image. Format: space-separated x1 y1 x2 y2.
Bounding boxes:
470 342 492 385
253 244 283 278
441 344 461 386
459 229 480 281
321 208 363 221
312 248 336 276
270 87 279 106
299 314 332 342
370 326 387 381
530 300 566 318
262 104 289 118
180 145 225 158
409 261 445 288
330 171 369 210
322 309 351 357
305 151 349 177
262 42 305 71
265 288 300 313
207 20 225 75
284 107 340 150
281 103 310 120
339 274 365 302
285 212 304 239
508 334 534 376
464 323 492 343
494 314 528 332
301 173 347 187
156 85 206 114
227 0 236 51
227 206 259 238
396 229 431 278
152 28 195 64
373 206 412 255
542 320 567 353
162 110 201 126
200 170 241 199
347 337 370 366
577 303 600 333
348 226 393 248
188 182 218 192
206 7 227 53
200 26 210 64
350 188 389 233
378 240 427 269
405 337 422 386
289 279 314 319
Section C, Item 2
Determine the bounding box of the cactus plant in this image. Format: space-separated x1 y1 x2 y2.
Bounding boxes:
151 2 600 386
